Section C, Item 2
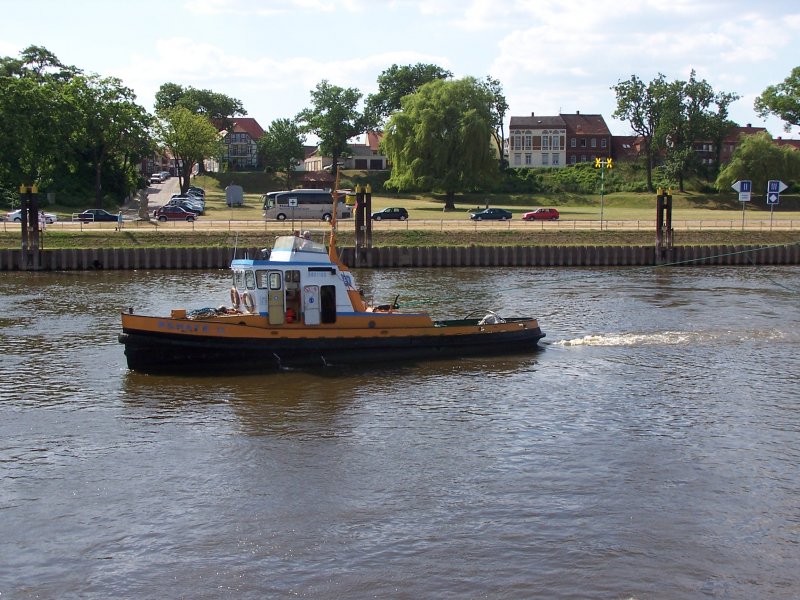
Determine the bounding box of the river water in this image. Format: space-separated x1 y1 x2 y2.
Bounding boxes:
1 265 799 599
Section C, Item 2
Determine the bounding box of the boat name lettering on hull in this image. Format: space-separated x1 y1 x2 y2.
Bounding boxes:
157 320 226 335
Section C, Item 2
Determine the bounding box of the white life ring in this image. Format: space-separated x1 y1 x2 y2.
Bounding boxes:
230 287 241 309
242 291 256 314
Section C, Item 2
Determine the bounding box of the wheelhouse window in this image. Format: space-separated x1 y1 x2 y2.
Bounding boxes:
269 272 282 291
245 270 256 290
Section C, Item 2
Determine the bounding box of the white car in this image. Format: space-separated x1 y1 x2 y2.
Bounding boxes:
149 173 163 184
6 209 58 224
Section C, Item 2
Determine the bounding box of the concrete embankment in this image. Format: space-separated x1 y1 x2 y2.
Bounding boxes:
2 244 799 271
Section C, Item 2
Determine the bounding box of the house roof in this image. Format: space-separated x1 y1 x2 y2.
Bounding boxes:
774 137 800 150
509 115 566 129
229 118 265 140
723 124 767 142
559 113 611 136
365 131 382 150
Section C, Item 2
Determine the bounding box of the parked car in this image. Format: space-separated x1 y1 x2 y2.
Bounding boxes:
6 209 58 224
371 207 409 221
153 206 196 222
160 171 170 180
169 196 204 213
149 173 163 184
522 208 560 221
469 208 512 221
187 186 205 197
168 200 203 215
74 209 120 222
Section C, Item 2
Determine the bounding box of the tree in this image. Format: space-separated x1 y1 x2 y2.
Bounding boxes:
755 66 800 132
295 80 368 177
364 63 452 127
155 83 246 173
156 107 224 194
64 74 153 207
612 74 673 192
257 118 306 186
155 83 246 122
382 77 498 210
0 46 80 192
481 76 509 169
658 71 739 190
716 131 800 195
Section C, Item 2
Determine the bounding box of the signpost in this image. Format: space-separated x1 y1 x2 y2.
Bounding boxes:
731 180 752 230
767 180 788 230
594 157 613 231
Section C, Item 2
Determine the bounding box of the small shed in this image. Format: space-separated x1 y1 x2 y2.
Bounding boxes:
225 184 244 207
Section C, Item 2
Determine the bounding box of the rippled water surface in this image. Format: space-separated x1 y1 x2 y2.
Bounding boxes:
2 266 799 599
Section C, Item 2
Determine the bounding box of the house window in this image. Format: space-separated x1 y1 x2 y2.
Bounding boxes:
514 153 521 166
525 153 532 165
552 153 559 166
580 138 587 147
570 138 576 148
591 138 597 148
513 134 521 150
541 153 549 166
601 138 607 148
570 155 577 164
581 155 587 162
524 132 532 150
542 136 550 151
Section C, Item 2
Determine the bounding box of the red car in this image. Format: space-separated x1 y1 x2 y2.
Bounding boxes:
521 208 559 221
153 206 196 222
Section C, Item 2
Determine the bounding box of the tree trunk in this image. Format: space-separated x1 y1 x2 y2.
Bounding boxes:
95 161 103 208
444 190 456 210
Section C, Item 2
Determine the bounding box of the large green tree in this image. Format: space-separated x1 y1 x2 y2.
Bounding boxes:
755 66 800 132
382 77 498 210
295 80 368 177
1 46 152 207
612 74 673 192
658 71 739 190
364 63 452 128
156 107 224 194
64 74 153 207
0 46 78 193
257 118 306 186
716 131 800 195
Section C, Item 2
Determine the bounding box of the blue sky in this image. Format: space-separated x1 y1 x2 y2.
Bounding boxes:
2 0 799 140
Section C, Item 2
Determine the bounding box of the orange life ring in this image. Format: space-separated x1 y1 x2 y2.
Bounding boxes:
230 287 241 309
242 291 255 313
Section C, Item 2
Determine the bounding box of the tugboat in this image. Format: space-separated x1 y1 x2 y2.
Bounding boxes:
119 197 545 373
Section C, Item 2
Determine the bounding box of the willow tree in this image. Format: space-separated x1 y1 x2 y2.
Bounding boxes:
382 77 497 210
716 131 800 194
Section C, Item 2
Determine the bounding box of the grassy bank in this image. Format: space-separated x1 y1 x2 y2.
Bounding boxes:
2 229 799 250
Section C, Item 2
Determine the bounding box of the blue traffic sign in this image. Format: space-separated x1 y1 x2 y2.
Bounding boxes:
767 180 787 205
731 180 752 201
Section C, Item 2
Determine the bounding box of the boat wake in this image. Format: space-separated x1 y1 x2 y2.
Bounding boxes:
555 331 698 347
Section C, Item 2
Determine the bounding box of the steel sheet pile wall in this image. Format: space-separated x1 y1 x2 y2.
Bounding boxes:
1 244 798 271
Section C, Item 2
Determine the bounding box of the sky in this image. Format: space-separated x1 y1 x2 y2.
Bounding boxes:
2 0 799 142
